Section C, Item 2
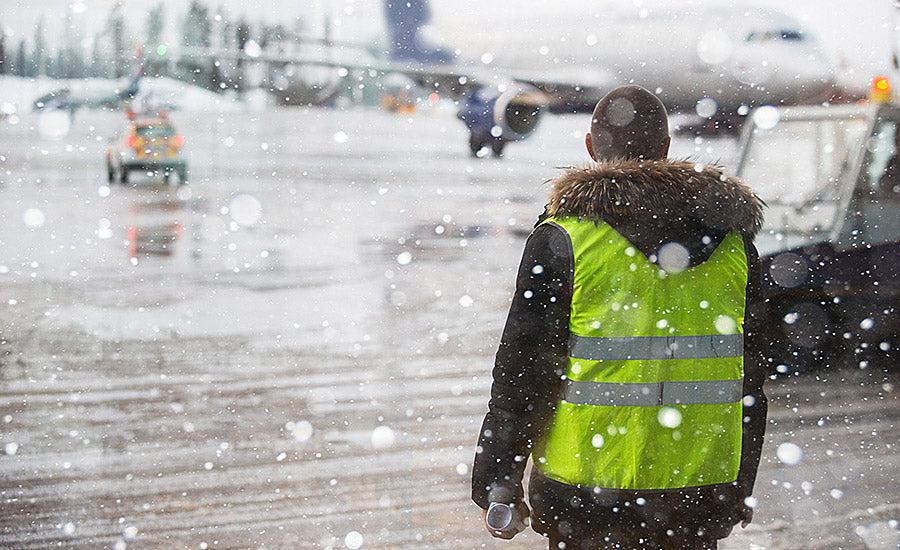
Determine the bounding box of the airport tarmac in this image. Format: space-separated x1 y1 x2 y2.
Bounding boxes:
1 107 898 549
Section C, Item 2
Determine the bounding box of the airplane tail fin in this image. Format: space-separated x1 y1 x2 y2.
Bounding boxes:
383 0 453 64
120 46 146 100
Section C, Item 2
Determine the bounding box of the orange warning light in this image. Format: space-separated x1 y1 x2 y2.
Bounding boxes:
871 76 892 103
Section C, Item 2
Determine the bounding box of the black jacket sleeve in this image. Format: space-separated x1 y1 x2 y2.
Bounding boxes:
471 223 572 510
737 236 768 508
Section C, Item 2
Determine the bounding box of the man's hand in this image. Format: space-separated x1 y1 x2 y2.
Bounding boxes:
481 503 529 540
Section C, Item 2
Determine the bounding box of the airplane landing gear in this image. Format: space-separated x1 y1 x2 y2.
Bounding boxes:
468 130 505 158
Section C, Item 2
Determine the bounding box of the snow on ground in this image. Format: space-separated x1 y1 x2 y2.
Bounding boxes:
1 100 899 549
133 77 252 112
0 75 248 115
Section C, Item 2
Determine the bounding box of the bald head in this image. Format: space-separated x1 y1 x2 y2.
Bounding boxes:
586 85 670 162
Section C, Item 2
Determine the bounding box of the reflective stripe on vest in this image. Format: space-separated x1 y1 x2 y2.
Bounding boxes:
569 333 743 361
562 377 743 407
531 216 748 492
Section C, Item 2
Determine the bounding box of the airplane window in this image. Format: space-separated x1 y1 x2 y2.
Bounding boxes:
780 30 804 41
746 31 778 42
745 30 804 42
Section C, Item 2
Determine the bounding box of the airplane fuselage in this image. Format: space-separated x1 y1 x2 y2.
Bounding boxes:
421 3 835 114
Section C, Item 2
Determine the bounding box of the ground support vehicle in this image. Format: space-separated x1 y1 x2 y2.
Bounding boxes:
106 111 188 185
737 101 900 372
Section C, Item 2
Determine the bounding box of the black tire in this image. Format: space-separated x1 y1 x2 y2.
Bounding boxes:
119 167 129 184
177 168 188 185
491 139 505 158
106 163 115 184
469 133 486 157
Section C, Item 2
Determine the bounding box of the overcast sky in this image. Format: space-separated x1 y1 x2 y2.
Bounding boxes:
1 0 896 80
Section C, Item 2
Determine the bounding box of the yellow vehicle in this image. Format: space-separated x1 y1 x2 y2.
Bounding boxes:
106 111 188 185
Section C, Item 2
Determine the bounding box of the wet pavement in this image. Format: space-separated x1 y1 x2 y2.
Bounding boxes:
1 106 898 549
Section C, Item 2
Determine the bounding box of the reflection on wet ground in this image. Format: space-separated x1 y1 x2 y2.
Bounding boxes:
128 221 183 256
0 109 898 549
122 188 207 258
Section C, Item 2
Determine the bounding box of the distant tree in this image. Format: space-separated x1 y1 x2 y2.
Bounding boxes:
146 3 164 46
210 60 223 90
145 3 166 76
46 49 59 78
220 16 236 50
182 0 212 48
107 3 128 78
258 24 271 50
0 31 6 75
50 49 76 79
208 6 232 90
15 40 26 77
57 10 86 79
31 16 46 77
227 17 253 90
179 0 215 88
236 19 251 51
210 6 227 49
89 33 109 78
46 16 62 78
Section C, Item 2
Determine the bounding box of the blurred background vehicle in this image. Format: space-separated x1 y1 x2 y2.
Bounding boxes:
737 83 900 372
105 110 188 185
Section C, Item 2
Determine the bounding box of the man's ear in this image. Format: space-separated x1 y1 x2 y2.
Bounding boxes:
585 133 597 161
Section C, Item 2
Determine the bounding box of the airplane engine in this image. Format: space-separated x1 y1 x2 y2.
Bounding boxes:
457 83 546 157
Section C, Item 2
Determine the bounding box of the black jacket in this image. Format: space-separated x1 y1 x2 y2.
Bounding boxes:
472 158 768 540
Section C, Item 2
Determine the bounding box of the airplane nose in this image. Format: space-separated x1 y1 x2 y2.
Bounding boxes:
761 46 838 104
795 51 838 103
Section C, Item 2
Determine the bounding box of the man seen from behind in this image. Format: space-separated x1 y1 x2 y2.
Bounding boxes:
472 85 768 549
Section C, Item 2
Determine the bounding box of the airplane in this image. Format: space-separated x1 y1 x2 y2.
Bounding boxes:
32 50 146 114
386 0 838 154
171 0 838 156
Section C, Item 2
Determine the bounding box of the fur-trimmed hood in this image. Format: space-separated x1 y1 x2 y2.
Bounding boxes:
544 158 764 236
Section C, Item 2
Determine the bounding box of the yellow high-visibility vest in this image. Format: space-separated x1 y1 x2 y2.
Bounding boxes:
532 217 747 490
